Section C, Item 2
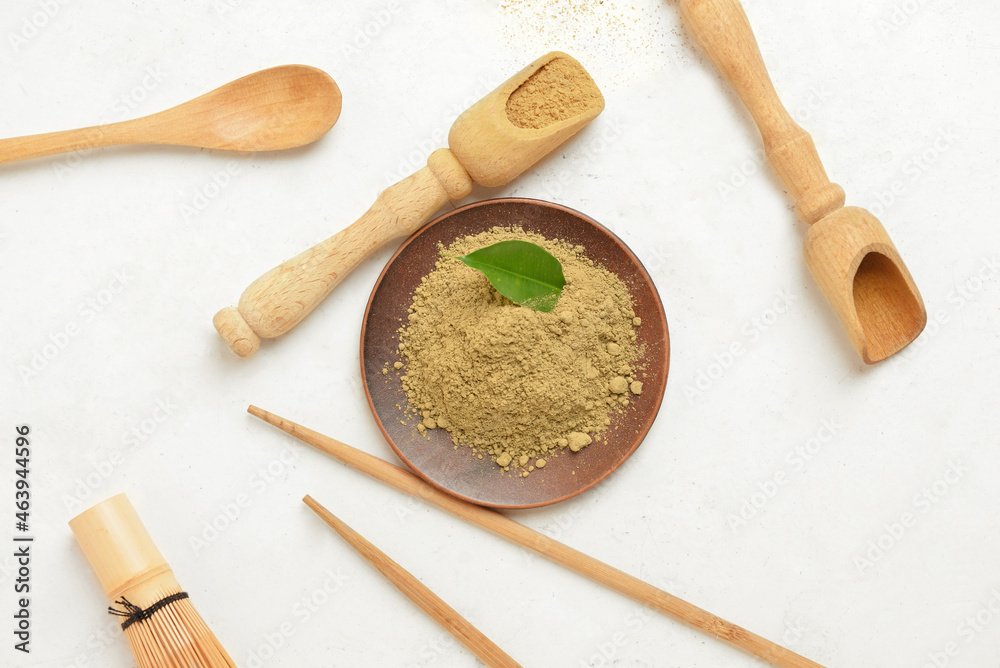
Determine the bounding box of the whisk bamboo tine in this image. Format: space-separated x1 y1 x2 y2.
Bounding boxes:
249 406 826 668
303 495 523 668
70 494 237 668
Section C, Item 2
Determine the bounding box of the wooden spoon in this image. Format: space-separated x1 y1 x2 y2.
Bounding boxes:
677 0 926 363
213 51 604 357
0 65 341 164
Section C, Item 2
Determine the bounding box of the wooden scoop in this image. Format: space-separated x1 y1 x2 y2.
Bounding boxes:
0 65 341 164
677 0 926 363
214 51 604 357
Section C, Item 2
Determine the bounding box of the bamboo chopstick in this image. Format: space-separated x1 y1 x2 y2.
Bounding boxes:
303 495 522 668
249 405 825 668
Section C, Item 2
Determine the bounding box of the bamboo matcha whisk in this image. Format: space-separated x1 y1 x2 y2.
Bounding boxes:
70 494 238 668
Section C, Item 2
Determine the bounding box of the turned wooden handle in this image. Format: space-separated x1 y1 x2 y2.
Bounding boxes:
214 149 472 357
678 0 845 223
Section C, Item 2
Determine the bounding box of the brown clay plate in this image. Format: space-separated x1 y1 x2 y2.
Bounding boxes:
361 198 669 509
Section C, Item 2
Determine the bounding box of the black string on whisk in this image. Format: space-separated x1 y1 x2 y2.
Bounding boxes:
108 592 190 631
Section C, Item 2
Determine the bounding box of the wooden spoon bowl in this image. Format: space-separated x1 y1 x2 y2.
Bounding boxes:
360 198 669 509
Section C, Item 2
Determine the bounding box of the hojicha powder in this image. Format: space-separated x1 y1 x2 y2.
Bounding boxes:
396 226 642 475
505 56 603 129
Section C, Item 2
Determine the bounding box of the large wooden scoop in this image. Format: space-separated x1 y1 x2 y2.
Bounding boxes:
215 52 604 357
677 0 926 363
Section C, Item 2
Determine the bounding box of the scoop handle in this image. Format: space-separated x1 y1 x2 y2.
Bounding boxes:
214 149 472 357
678 0 845 223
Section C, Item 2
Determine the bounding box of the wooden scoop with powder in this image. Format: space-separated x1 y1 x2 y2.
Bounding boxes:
215 52 604 357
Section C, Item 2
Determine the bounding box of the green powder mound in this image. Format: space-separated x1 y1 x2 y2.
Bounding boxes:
397 226 642 473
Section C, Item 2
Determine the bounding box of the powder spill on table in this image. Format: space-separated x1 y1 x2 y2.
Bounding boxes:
497 0 677 85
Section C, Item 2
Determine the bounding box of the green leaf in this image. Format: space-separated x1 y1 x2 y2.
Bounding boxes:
449 240 566 312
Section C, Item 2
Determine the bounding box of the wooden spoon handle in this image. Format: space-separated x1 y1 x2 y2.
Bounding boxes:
677 0 845 223
0 122 142 165
214 149 472 357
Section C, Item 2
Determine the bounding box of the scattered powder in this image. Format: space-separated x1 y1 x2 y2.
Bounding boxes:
498 0 680 86
506 57 603 129
396 226 642 474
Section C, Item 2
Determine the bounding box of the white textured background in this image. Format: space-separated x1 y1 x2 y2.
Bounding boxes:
2 1 999 667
